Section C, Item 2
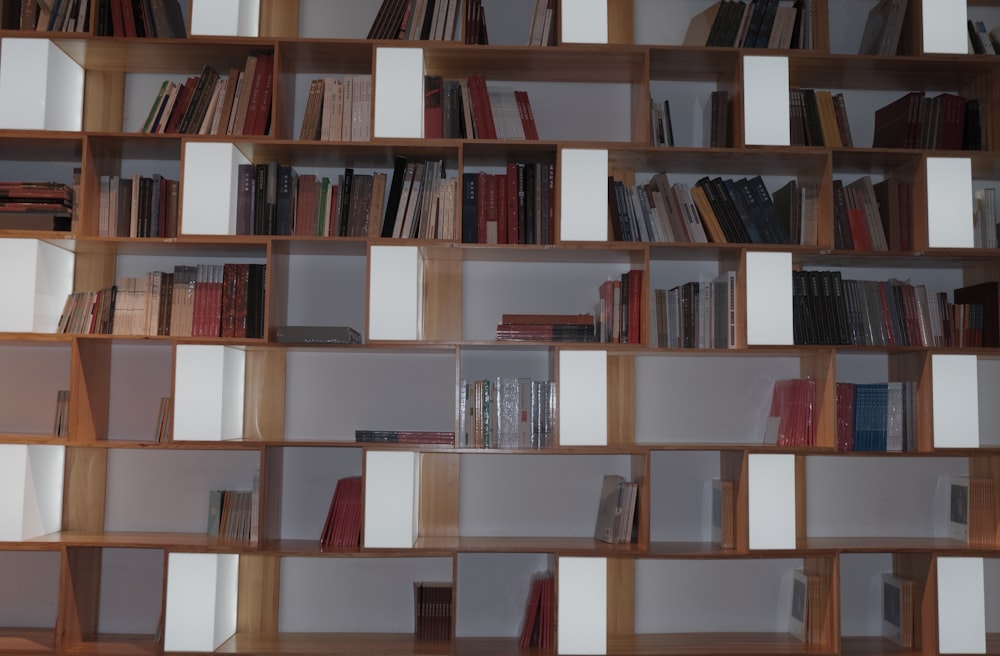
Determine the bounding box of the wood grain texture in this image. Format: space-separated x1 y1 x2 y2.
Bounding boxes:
237 554 281 634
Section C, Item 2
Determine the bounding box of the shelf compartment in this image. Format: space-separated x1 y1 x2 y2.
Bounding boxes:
0 341 71 437
0 550 59 653
59 547 164 656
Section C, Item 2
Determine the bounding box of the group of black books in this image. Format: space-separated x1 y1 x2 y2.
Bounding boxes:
594 474 637 544
792 271 994 348
319 476 361 548
207 474 259 542
684 0 813 50
872 91 985 151
413 582 453 641
858 0 908 55
275 325 362 345
94 0 186 37
367 0 469 42
355 430 455 446
459 378 555 449
0 181 74 232
57 263 266 339
381 157 457 239
789 88 853 147
462 163 554 245
140 56 273 137
836 381 916 452
690 175 791 245
653 272 737 349
98 173 179 238
596 270 643 344
297 75 372 142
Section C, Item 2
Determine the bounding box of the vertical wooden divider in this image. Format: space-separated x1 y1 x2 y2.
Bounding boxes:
800 349 835 449
419 452 460 541
606 354 634 447
720 450 748 553
258 0 300 38
83 71 125 133
894 553 936 652
606 0 633 45
606 557 634 640
968 454 1000 547
70 338 111 442
237 554 281 635
888 351 932 452
804 555 839 652
794 454 808 549
57 546 102 650
421 246 463 342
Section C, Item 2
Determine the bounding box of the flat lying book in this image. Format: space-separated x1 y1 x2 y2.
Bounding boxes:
276 325 362 344
355 430 455 445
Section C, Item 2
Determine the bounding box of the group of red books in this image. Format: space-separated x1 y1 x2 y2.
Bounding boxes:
461 163 555 245
765 377 816 447
319 476 362 549
496 313 596 343
597 269 644 344
519 572 554 649
140 55 273 137
413 582 453 641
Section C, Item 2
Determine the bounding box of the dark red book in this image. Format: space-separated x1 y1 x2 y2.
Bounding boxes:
954 281 1000 347
466 74 496 139
164 77 197 134
120 0 137 36
242 54 269 136
424 75 443 139
506 163 519 244
476 171 488 244
519 577 543 648
873 91 923 148
628 269 642 345
233 264 249 338
836 382 855 452
514 90 539 140
495 173 507 244
251 53 274 136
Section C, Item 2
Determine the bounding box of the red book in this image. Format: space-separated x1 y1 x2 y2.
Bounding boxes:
319 480 341 547
506 163 519 244
476 171 488 244
495 173 507 244
518 578 542 648
233 264 249 338
294 174 316 236
514 90 539 140
424 75 443 139
466 74 496 139
846 208 871 251
250 53 274 136
211 264 224 337
110 0 125 35
164 77 197 134
836 382 855 452
120 0 137 36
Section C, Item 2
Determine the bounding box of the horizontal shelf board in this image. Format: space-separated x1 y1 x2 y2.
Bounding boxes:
459 141 558 163
645 541 745 557
85 134 183 161
0 433 67 445
412 536 643 554
608 632 832 655
831 149 922 174
65 236 268 256
794 249 999 268
648 47 742 81
79 439 265 450
609 146 829 176
423 45 646 83
802 537 979 552
840 636 932 656
263 540 451 557
0 629 54 654
236 139 460 167
63 634 157 656
457 242 642 263
25 531 258 551
0 132 83 159
273 40 374 74
269 238 368 257
216 632 450 655
52 37 270 73
787 52 999 91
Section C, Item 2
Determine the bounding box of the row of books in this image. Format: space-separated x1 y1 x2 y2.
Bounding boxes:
354 430 455 445
968 19 1000 55
140 56 273 136
97 0 185 37
648 100 675 147
793 271 994 348
652 273 737 350
52 389 69 437
319 476 361 549
974 187 1000 249
948 476 995 548
858 0 908 55
594 474 638 545
0 0 92 31
836 382 917 453
57 264 266 338
597 270 643 345
381 158 457 240
458 377 556 449
608 174 706 244
495 313 595 343
526 0 555 46
882 573 914 647
834 177 911 252
207 476 259 542
427 75 539 141
298 76 372 142
685 0 811 50
764 378 816 447
98 173 178 238
461 163 554 245
153 396 171 443
873 91 985 151
367 0 465 42
789 88 853 147
414 582 453 641
518 572 554 649
790 569 829 644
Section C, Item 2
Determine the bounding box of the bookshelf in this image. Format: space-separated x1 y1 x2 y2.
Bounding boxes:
1 0 1000 654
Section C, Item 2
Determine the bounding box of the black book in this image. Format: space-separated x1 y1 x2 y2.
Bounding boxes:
338 168 354 237
752 0 780 47
748 175 789 244
275 164 295 236
831 180 853 250
722 178 761 243
162 0 186 37
461 172 478 243
381 156 409 238
829 271 851 346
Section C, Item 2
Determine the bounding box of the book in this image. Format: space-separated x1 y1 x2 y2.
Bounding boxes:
881 573 913 648
594 474 637 544
275 325 362 345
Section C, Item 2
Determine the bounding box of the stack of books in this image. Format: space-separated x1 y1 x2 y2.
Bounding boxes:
319 476 362 548
0 181 73 232
764 378 816 447
496 313 596 343
354 430 454 446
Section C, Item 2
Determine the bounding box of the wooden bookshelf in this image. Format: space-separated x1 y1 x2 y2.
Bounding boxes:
1 0 1000 654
